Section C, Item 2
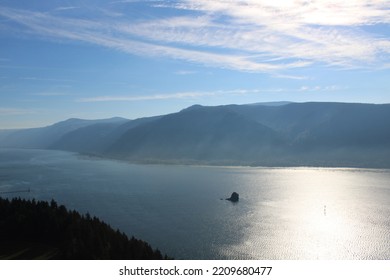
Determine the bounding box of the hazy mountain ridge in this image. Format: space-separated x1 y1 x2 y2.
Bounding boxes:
107 105 284 162
1 102 390 167
0 117 129 150
49 116 161 154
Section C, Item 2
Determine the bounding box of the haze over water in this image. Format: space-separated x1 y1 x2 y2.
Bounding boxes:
1 148 389 259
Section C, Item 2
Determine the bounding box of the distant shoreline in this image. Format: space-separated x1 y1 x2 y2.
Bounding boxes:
77 150 390 171
2 147 390 170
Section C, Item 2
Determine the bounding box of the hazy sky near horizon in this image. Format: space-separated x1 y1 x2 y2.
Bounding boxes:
1 0 390 128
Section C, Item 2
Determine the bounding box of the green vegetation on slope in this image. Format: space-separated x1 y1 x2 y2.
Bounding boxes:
0 197 168 260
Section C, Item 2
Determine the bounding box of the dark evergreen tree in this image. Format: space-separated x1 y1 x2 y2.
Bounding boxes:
0 197 169 260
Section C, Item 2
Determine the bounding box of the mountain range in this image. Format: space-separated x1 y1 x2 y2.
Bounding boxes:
1 102 390 168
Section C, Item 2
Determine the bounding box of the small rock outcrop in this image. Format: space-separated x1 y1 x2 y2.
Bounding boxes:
226 192 239 202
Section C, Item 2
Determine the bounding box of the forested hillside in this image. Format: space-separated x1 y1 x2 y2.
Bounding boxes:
0 197 168 260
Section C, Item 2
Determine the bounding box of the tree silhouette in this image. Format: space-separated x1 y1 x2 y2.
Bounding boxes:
0 197 169 260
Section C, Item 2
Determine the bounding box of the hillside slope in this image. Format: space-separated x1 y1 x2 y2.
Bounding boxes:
1 102 390 167
0 197 167 260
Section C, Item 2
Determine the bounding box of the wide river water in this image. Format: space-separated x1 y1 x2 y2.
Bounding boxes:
1 148 389 259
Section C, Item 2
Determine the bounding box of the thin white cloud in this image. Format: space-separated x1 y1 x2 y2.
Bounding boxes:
175 70 197 75
110 0 143 4
77 89 268 103
76 86 345 103
0 7 293 72
54 7 79 12
32 92 70 97
272 74 309 80
160 0 390 67
176 0 390 27
0 1 389 72
299 85 348 92
77 91 217 102
20 77 74 82
0 107 36 116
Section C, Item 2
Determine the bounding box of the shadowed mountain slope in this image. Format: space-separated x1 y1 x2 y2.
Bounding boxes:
107 105 284 163
50 116 160 154
1 102 390 167
0 117 128 149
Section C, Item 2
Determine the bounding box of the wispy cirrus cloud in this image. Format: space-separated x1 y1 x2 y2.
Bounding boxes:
77 85 344 103
32 92 71 97
54 6 79 12
0 0 389 73
138 0 390 68
20 77 74 82
77 91 218 102
0 107 36 116
298 85 348 92
175 70 197 75
0 6 301 72
77 89 259 103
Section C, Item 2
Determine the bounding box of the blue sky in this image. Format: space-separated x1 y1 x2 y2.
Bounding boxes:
1 0 390 128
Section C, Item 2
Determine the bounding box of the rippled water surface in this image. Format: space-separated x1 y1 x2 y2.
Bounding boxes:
1 149 389 259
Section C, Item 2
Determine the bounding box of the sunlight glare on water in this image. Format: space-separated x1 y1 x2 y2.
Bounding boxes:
221 168 390 260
